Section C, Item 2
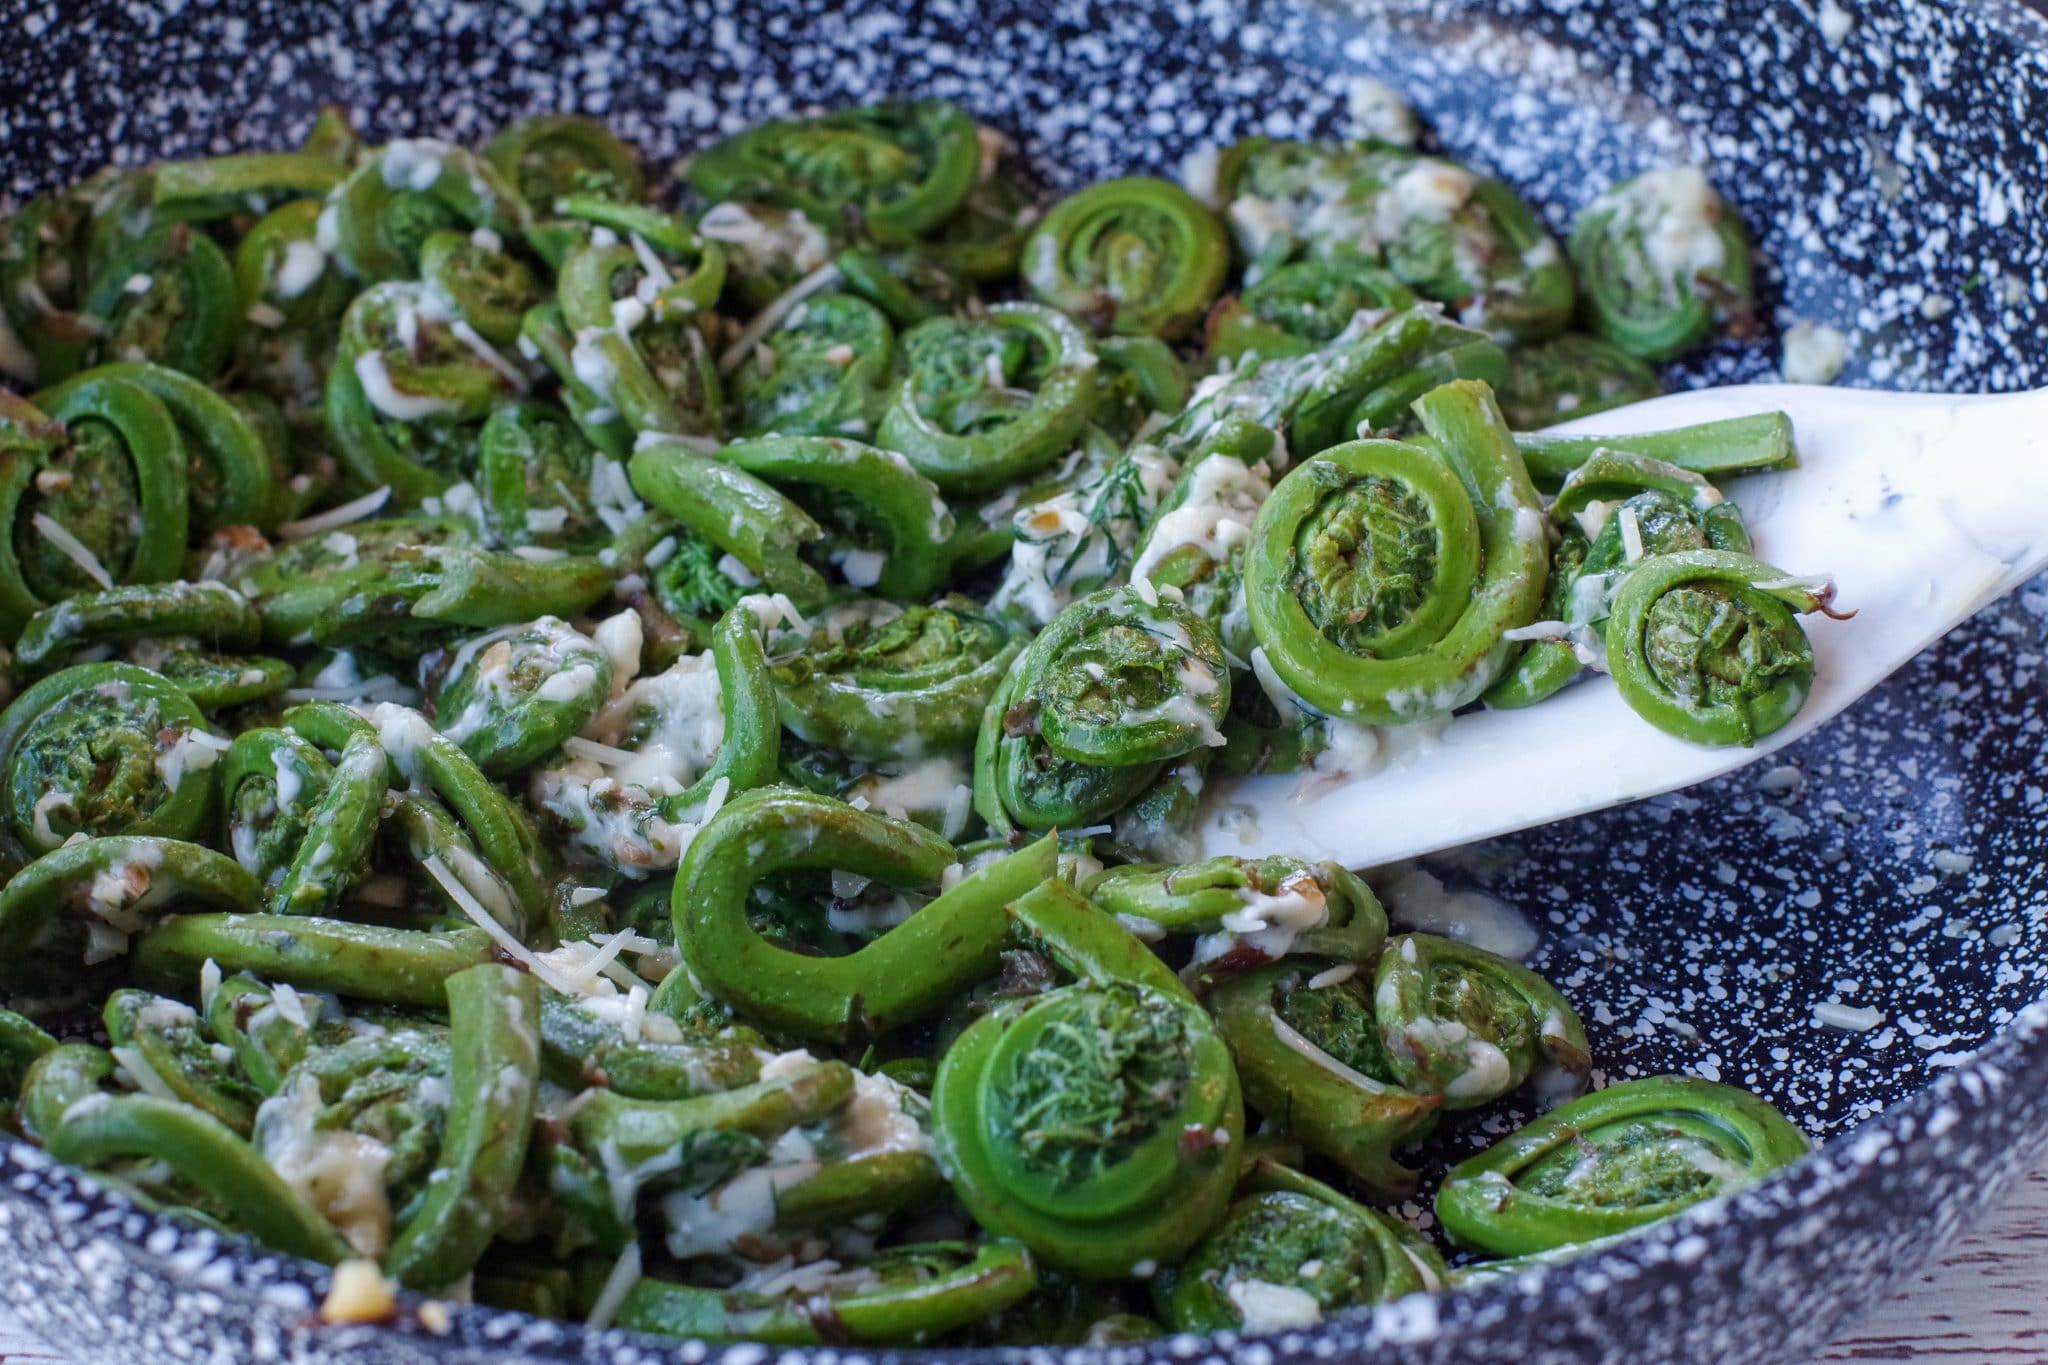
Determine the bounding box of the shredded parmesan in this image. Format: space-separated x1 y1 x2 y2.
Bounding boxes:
717 263 843 374
31 514 114 589
278 487 392 541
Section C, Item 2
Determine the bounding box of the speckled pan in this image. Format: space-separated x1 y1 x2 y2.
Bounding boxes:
3 1 2047 1361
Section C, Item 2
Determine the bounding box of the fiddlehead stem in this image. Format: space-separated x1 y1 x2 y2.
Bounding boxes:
1023 177 1229 340
1435 1075 1808 1256
21 1042 353 1264
133 914 497 1007
1497 333 1661 431
674 786 1056 1042
0 836 257 985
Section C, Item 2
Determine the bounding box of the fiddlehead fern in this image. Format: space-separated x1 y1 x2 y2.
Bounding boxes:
1604 549 1833 745
1569 167 1754 361
323 138 530 284
932 968 1244 1279
11 580 259 678
486 114 645 205
767 597 1023 763
715 435 954 600
21 1042 353 1264
977 585 1229 833
428 616 613 777
877 302 1100 495
611 1242 1036 1345
556 217 725 441
0 663 225 855
1022 177 1229 340
529 603 779 876
0 379 188 637
1204 251 1417 363
134 914 496 1007
727 292 895 439
1435 1075 1808 1255
325 280 528 505
35 361 276 535
690 99 981 245
74 222 239 380
1086 856 1386 967
0 836 257 985
675 786 1057 1041
1207 960 1440 1198
1161 1163 1442 1333
1373 933 1589 1109
1218 138 1573 341
1245 378 1550 723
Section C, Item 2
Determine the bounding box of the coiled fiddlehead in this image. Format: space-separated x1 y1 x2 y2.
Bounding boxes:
728 292 896 439
36 361 275 535
932 905 1244 1279
628 438 828 607
323 138 530 284
1204 251 1417 363
690 99 981 245
530 603 778 876
1161 1162 1442 1333
1373 933 1589 1110
0 380 188 637
1086 856 1386 967
1245 378 1549 724
0 663 224 856
1486 452 1751 711
1569 168 1754 361
1435 1075 1808 1256
557 217 725 441
716 435 954 600
486 114 645 205
1207 960 1439 1198
976 585 1229 834
1605 549 1832 745
326 280 528 505
767 597 1023 763
73 222 239 381
429 616 612 777
475 401 608 552
1218 139 1573 341
1022 177 1229 340
877 302 1100 495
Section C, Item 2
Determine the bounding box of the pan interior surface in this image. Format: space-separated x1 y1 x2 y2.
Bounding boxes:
1 0 2046 1360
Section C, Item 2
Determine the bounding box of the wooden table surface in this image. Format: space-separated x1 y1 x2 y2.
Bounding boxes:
0 1170 2042 1361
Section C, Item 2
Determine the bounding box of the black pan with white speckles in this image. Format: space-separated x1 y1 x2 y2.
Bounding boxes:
1 2 2046 1362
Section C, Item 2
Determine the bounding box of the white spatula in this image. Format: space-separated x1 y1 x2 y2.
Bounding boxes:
1197 383 2048 867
